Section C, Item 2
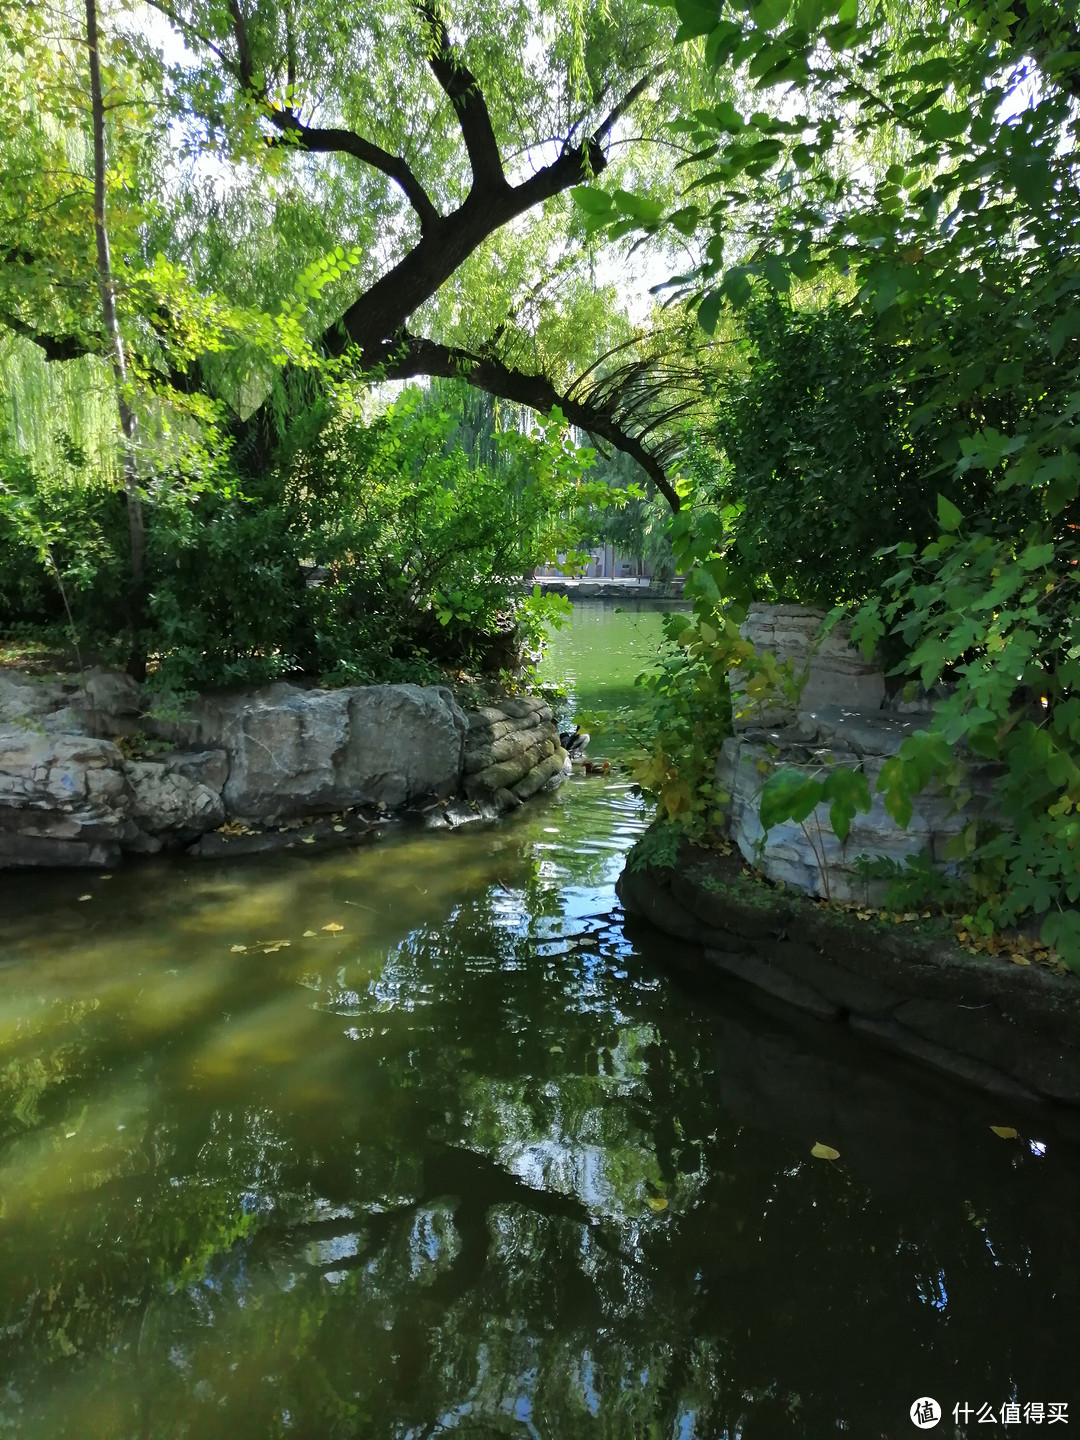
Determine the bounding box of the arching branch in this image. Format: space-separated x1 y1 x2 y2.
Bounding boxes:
380 333 682 512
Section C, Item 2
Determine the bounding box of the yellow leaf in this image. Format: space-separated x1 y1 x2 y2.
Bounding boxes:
322 922 344 933
302 929 317 938
333 824 346 832
301 835 316 845
811 1142 840 1160
78 894 92 902
1010 953 1031 965
229 944 247 953
646 1196 668 1212
990 1125 1018 1140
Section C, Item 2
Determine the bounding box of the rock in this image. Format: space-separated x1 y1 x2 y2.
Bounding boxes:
541 750 572 792
177 682 467 823
464 719 547 775
72 668 143 736
703 947 842 1021
734 603 885 727
848 1017 1041 1101
716 732 995 904
464 736 555 799
0 727 131 867
512 749 568 801
0 671 71 724
165 749 229 793
125 761 225 840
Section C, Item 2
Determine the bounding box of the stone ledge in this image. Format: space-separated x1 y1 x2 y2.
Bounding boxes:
617 840 1080 1106
0 666 569 867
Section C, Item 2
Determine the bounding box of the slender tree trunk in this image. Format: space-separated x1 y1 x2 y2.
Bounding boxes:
85 0 146 681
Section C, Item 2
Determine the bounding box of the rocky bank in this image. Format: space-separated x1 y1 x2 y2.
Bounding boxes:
618 841 1080 1107
0 668 569 868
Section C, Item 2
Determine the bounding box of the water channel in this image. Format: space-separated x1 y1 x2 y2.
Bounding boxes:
0 600 1077 1438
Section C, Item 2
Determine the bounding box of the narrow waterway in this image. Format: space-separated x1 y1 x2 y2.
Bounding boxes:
0 601 1077 1439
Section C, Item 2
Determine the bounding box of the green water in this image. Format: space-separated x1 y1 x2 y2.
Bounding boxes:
0 601 1077 1438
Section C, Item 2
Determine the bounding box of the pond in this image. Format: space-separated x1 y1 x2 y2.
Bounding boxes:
0 600 1077 1438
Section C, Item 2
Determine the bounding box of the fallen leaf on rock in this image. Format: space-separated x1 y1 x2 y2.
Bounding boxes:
301 835 316 845
322 922 344 933
990 1125 1019 1140
811 1142 840 1161
333 824 346 833
1010 953 1031 965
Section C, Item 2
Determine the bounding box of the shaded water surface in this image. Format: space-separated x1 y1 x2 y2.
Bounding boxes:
0 602 1077 1439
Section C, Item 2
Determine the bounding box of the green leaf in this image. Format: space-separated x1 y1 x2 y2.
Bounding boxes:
751 0 791 27
1042 911 1080 973
721 264 754 307
674 0 720 41
570 186 614 216
759 768 824 830
697 290 724 334
821 766 872 843
937 493 963 531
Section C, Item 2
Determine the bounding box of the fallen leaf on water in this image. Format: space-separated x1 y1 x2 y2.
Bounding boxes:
646 1196 668 1212
77 894 92 902
990 1125 1019 1140
322 922 344 933
811 1142 840 1161
302 930 317 938
229 944 247 953
100 874 113 881
301 835 316 845
333 824 346 833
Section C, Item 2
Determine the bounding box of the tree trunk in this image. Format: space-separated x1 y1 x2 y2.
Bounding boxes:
85 0 146 680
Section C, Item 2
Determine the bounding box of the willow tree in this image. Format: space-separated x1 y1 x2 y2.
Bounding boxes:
2 0 711 507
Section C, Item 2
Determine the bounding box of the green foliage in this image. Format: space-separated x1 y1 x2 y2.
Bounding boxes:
625 818 684 872
759 764 871 845
0 391 603 691
584 0 1080 968
624 508 805 834
702 296 1003 609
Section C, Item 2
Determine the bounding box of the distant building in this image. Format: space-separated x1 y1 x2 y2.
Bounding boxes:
534 546 652 582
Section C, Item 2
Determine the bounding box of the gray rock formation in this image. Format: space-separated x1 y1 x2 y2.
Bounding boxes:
0 665 566 867
125 760 226 839
167 682 468 823
461 695 569 813
719 605 998 903
0 728 133 867
734 603 885 726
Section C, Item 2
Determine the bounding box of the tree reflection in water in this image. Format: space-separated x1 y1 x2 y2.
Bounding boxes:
0 606 1077 1437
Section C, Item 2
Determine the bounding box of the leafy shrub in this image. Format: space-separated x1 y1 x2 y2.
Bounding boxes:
1 390 604 689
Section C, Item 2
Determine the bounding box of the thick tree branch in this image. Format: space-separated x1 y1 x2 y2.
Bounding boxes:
416 1 505 192
591 67 662 146
380 333 682 512
268 113 441 233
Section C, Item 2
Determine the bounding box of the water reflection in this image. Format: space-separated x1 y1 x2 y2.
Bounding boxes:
0 604 1076 1437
